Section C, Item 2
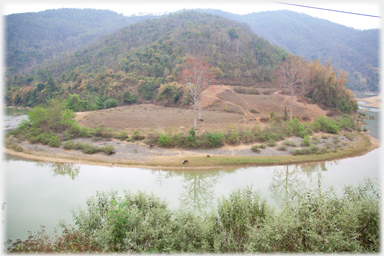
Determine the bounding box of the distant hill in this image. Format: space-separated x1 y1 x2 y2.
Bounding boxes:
5 8 379 92
194 9 379 92
5 11 288 107
5 8 157 75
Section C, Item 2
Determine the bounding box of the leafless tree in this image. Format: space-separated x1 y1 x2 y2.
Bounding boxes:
276 55 310 120
179 56 215 129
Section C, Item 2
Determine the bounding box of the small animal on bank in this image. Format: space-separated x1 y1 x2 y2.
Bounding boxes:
207 154 210 158
149 144 155 149
183 160 188 164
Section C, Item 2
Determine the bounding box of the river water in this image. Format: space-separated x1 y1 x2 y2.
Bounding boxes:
2 102 381 243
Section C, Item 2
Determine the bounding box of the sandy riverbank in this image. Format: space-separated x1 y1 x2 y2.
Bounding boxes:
4 133 379 169
358 95 381 108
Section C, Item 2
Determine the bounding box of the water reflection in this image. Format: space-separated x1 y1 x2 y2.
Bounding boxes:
163 169 236 212
269 162 329 205
269 165 302 204
178 172 220 211
34 161 80 180
150 169 178 186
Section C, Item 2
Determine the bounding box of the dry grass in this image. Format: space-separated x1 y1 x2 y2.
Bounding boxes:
75 85 328 134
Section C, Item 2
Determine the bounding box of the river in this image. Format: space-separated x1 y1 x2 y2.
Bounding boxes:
2 102 381 243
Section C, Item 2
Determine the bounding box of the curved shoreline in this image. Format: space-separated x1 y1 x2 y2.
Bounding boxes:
4 133 379 170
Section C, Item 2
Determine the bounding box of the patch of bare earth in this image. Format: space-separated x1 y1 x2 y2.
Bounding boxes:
75 85 328 133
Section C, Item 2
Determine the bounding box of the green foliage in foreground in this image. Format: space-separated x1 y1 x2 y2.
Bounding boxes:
6 180 379 253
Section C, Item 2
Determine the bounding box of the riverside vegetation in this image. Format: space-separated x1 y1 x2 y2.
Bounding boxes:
5 179 379 253
7 98 364 160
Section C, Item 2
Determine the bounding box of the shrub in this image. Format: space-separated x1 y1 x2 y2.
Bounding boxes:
217 186 271 252
123 91 137 104
63 140 75 149
145 132 160 145
309 144 318 153
184 128 197 148
131 130 145 140
157 134 174 148
283 140 296 147
278 145 287 151
327 123 339 134
300 135 310 147
79 126 91 137
338 116 355 131
312 116 330 132
259 130 280 142
102 145 115 155
203 131 225 148
267 139 277 147
249 108 259 114
292 148 312 155
14 145 23 152
289 118 308 138
240 131 256 143
251 145 261 153
104 98 118 109
103 128 115 138
259 144 266 149
39 132 51 145
92 126 105 137
118 131 128 141
345 133 355 141
172 133 185 147
48 133 61 148
227 130 240 145
29 135 40 144
6 181 380 253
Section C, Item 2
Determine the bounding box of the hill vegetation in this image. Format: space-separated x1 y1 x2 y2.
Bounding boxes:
5 11 287 106
5 11 357 115
194 9 379 92
5 8 157 75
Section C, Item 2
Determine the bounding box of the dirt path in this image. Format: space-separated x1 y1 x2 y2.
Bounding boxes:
204 85 258 125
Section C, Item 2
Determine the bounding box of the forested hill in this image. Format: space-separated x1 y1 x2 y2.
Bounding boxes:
5 8 157 75
6 11 288 107
194 9 380 92
6 8 379 92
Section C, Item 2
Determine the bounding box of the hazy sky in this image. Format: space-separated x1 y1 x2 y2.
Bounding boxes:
1 0 382 30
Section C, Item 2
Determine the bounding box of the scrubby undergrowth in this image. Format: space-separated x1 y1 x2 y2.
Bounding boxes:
5 179 380 253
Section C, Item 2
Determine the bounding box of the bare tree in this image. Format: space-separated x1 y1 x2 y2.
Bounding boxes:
179 56 215 129
276 55 310 120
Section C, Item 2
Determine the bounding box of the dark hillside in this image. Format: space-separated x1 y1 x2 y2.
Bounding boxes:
5 8 157 75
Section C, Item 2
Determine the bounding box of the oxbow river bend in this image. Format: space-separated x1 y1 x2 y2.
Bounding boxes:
2 100 381 243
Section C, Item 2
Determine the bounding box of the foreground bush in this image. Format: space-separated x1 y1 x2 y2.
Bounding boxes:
6 180 379 253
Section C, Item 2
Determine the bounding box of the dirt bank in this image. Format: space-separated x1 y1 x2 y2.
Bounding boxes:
4 133 379 169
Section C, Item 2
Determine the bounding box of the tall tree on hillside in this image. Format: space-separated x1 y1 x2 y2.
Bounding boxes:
276 55 310 120
179 56 215 129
